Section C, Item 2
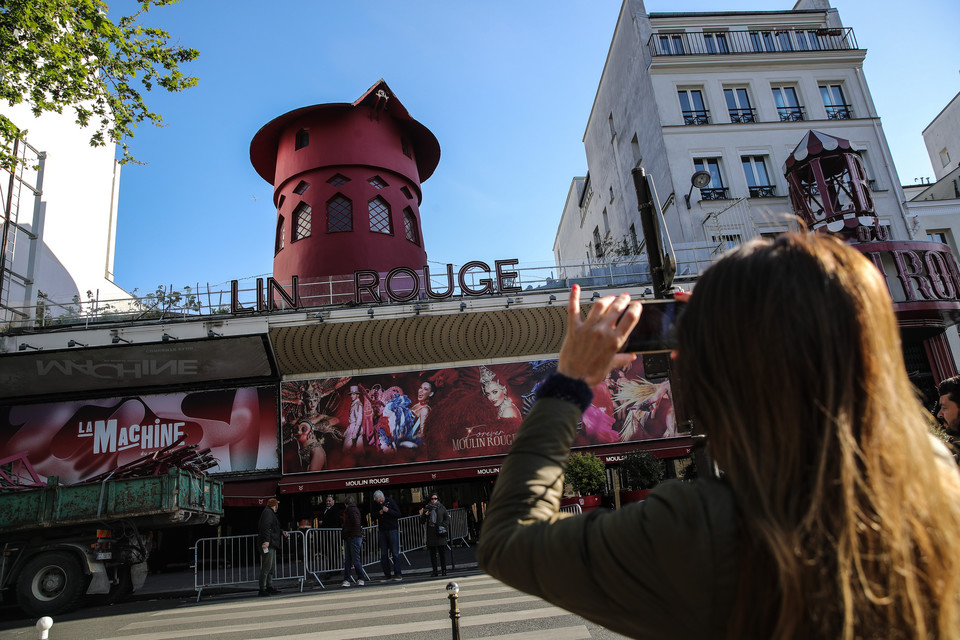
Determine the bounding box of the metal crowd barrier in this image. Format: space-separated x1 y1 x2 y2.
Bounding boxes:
303 526 376 588
397 513 426 563
560 504 583 515
193 530 306 600
193 508 471 597
447 508 470 547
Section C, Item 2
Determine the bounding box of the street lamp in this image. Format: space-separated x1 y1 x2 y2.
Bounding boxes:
684 170 713 209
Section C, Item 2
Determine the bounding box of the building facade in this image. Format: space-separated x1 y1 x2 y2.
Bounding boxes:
554 0 960 397
922 91 960 183
0 102 131 327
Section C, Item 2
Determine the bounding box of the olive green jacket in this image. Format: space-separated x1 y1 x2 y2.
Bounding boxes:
477 398 741 639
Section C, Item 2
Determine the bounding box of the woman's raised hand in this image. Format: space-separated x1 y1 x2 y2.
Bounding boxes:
557 285 641 388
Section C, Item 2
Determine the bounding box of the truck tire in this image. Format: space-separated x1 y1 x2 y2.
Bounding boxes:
16 551 88 617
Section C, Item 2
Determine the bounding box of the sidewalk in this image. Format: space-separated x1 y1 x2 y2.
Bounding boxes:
133 543 478 601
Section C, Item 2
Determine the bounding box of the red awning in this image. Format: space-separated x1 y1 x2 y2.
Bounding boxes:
277 457 507 494
222 477 280 507
276 435 696 494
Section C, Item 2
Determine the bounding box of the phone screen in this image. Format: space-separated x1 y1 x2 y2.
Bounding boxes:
620 299 684 353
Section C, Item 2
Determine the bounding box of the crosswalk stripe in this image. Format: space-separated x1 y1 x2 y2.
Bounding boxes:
121 593 541 630
485 627 592 640
255 605 573 640
149 575 503 617
105 605 570 640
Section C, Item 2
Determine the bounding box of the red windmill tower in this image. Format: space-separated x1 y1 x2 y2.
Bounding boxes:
250 80 441 305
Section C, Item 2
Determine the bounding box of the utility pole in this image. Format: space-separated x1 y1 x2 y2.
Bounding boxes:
631 167 675 299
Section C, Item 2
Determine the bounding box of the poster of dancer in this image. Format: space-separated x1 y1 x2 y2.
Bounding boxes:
0 386 279 484
280 358 685 475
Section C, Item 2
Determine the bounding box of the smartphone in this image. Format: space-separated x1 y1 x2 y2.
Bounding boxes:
620 298 685 353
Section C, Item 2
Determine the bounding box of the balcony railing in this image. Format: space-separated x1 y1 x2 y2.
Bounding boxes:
682 109 710 125
748 185 778 198
825 104 853 119
699 187 730 200
728 108 757 124
777 107 805 122
648 27 857 58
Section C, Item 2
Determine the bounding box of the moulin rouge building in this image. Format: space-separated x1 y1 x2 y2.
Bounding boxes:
3 73 959 535
0 80 694 534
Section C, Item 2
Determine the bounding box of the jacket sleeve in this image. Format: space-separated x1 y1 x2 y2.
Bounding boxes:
476 397 741 639
386 499 401 518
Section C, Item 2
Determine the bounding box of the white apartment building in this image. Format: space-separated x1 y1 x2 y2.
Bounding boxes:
555 0 909 273
922 91 960 183
908 89 960 257
0 103 131 327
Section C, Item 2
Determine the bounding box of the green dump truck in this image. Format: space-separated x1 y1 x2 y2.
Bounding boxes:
0 466 222 617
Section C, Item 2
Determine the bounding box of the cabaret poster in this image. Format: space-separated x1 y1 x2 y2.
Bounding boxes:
0 386 279 484
280 358 684 475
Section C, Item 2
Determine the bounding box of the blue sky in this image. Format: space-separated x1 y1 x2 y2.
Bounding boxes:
111 0 960 294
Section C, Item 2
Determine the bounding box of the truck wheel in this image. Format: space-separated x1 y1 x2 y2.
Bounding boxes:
16 551 87 617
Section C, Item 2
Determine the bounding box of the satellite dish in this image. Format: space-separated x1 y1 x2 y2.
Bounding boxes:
691 170 712 188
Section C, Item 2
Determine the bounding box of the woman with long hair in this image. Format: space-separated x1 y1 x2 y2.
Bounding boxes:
477 232 960 639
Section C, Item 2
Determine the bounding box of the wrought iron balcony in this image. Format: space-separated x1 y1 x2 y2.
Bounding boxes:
699 187 729 200
777 107 805 122
825 104 853 120
728 108 757 124
648 27 857 58
683 109 710 125
748 185 777 198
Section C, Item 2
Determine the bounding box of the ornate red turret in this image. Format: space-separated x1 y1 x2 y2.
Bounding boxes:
250 80 440 302
784 130 879 242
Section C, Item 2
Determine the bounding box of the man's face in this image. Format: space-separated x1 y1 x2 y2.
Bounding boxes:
938 394 960 434
325 497 334 508
376 496 384 505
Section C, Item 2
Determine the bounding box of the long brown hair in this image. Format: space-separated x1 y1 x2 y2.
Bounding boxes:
675 232 960 638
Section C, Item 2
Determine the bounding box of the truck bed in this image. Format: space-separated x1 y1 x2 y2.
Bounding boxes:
0 468 223 534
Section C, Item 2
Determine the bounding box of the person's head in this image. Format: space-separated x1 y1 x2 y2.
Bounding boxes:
325 495 334 508
373 490 385 504
349 385 360 401
675 232 960 637
938 376 960 434
266 498 279 512
430 494 439 503
479 366 507 407
304 388 321 413
417 381 436 404
345 495 356 507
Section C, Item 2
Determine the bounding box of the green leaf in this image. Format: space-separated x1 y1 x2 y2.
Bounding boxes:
0 0 198 169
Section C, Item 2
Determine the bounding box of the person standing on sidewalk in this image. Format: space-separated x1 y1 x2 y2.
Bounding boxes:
341 496 368 587
320 495 341 528
258 498 288 596
372 489 403 581
420 493 450 576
